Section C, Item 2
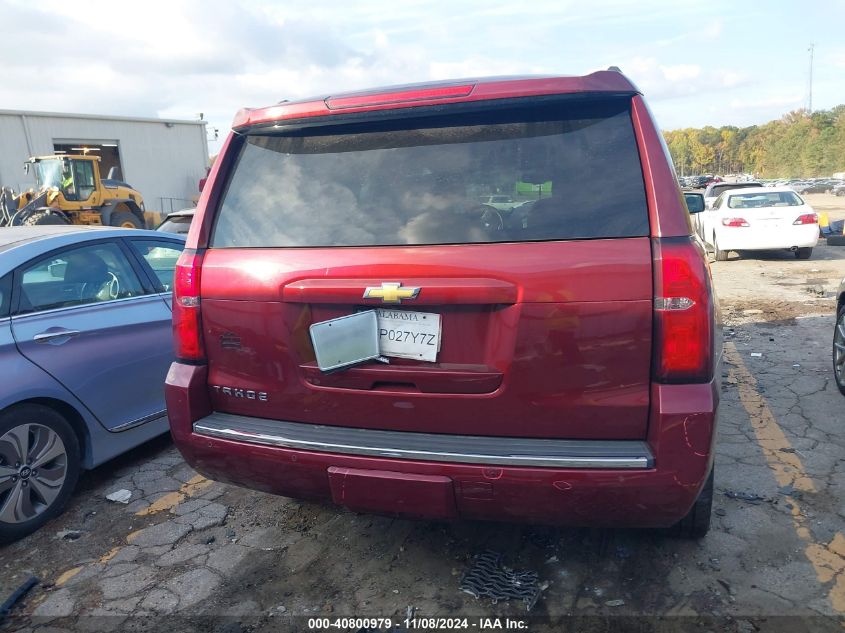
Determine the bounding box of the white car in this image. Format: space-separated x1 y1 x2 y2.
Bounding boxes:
700 187 819 261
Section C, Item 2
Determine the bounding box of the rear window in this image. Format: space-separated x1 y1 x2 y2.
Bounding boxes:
710 183 761 197
212 99 649 247
728 191 803 209
157 216 193 234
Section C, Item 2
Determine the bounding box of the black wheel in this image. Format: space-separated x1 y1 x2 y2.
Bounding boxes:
713 237 728 261
795 247 813 260
834 307 845 396
0 404 81 543
110 210 144 229
21 210 69 226
673 467 713 539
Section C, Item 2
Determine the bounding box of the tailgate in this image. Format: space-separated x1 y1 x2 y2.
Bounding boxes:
200 238 652 440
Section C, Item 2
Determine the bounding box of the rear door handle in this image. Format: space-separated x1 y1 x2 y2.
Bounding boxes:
34 329 81 344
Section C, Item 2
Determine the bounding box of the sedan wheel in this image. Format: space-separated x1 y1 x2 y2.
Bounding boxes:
0 405 80 542
834 309 845 396
714 237 728 261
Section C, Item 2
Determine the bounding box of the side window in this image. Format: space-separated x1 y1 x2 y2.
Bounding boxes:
713 195 723 210
129 239 185 292
0 273 11 318
18 242 145 315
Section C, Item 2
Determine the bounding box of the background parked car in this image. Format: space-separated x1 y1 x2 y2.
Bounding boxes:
156 208 195 235
0 226 185 541
700 187 818 261
796 181 835 194
703 181 763 208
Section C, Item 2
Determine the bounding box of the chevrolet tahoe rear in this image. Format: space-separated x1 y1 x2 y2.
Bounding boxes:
165 70 720 536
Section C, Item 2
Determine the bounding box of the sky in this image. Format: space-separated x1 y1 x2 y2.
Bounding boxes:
1 0 843 155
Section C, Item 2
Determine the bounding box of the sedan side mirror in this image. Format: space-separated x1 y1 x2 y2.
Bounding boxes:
684 194 706 214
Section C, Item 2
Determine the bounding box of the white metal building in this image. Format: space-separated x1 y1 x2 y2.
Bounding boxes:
0 109 209 216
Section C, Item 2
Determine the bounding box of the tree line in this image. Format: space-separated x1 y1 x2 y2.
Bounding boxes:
662 105 845 178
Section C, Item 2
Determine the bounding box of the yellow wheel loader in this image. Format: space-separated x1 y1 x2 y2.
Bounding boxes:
0 155 146 229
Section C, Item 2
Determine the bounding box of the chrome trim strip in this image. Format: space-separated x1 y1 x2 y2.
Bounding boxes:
11 293 163 320
193 413 653 469
110 410 167 432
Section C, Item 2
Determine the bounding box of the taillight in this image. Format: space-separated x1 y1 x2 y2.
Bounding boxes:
173 249 205 363
652 237 714 383
721 217 749 227
793 213 818 225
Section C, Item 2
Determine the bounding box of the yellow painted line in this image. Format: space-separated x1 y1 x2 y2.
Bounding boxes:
125 528 144 544
725 343 845 613
55 566 83 586
98 547 121 564
50 476 217 591
725 343 815 493
135 474 212 516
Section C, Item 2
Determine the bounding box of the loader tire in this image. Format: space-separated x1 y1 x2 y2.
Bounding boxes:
110 210 143 229
22 210 69 226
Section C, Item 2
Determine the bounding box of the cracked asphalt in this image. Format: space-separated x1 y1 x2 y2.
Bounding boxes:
2 194 845 632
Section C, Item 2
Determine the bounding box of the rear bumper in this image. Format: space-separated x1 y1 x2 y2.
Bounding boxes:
166 363 718 528
717 225 819 251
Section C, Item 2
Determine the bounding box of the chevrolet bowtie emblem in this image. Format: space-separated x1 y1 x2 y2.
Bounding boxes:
363 282 420 304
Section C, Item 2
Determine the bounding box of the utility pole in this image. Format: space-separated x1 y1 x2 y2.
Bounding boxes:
808 43 815 114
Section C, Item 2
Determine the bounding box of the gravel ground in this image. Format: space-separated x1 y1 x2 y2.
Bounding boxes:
2 194 845 633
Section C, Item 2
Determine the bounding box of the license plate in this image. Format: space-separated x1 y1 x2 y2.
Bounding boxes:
309 311 381 372
375 308 441 362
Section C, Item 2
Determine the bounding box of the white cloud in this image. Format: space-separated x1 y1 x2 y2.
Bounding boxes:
621 57 748 101
701 19 723 40
729 94 804 111
0 0 833 152
660 64 701 82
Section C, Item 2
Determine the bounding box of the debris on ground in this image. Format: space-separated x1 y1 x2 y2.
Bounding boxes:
605 599 625 607
55 529 82 541
723 490 768 503
105 489 132 504
460 550 542 611
0 576 39 623
750 353 763 357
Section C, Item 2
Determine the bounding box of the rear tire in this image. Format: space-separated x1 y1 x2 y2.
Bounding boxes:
110 210 143 229
673 468 713 539
714 237 728 261
22 210 69 226
0 404 81 543
795 247 813 260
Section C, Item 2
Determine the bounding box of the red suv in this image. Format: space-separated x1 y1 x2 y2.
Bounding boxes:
166 70 720 537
